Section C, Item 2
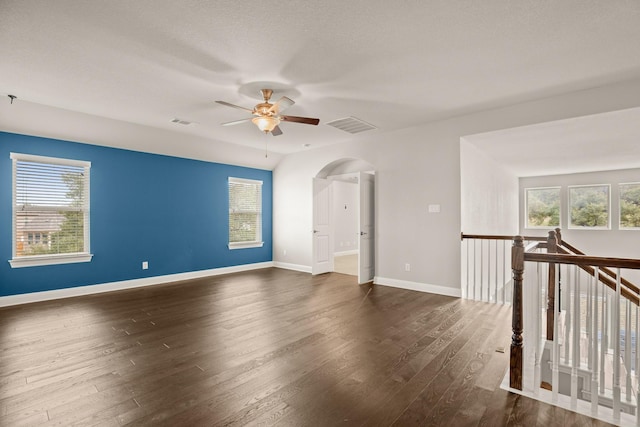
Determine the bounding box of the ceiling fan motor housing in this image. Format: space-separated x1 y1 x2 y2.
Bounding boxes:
255 102 275 116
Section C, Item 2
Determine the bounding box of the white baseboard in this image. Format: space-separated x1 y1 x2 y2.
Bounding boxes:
0 261 274 308
334 250 358 257
273 262 312 273
374 276 462 298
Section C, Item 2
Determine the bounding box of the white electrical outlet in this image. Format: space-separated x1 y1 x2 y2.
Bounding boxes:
405 263 411 272
142 261 149 270
283 249 287 256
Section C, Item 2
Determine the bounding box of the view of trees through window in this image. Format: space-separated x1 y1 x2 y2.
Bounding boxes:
15 159 88 257
228 178 262 244
569 185 610 228
526 187 560 228
620 183 640 229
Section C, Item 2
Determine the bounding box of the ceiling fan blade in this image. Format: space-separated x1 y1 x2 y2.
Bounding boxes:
280 115 320 125
268 96 295 114
221 118 253 126
215 100 254 113
271 125 283 136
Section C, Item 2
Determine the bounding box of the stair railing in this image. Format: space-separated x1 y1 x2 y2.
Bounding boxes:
510 231 640 424
460 233 545 303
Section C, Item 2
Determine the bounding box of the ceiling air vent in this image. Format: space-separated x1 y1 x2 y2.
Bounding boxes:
326 116 376 134
171 118 194 125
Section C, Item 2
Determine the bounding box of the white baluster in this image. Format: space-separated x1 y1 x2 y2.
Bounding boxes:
480 240 485 301
552 264 560 403
543 262 548 344
576 268 581 368
465 238 470 299
613 269 621 421
627 296 632 402
635 302 639 427
485 240 489 302
591 269 599 415
587 269 592 371
565 265 572 365
473 239 477 301
503 240 507 304
601 277 607 395
571 265 580 409
494 239 498 304
534 261 542 395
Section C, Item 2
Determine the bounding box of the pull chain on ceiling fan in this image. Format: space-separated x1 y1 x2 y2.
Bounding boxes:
215 89 319 136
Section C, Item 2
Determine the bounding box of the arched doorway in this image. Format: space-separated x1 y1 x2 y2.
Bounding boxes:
312 158 376 284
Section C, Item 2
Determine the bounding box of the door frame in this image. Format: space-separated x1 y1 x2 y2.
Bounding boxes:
312 159 376 280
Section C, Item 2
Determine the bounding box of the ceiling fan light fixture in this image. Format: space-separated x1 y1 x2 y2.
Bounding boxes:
217 88 318 137
252 115 280 133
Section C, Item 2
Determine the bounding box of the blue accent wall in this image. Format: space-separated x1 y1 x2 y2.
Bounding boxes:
0 131 272 297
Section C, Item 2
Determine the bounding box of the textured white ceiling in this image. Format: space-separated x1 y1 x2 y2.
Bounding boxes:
1 1 640 169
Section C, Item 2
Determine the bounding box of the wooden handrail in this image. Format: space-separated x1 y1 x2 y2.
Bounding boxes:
463 230 640 297
461 232 546 241
557 240 640 295
554 227 639 296
526 250 640 306
523 252 640 270
557 247 640 304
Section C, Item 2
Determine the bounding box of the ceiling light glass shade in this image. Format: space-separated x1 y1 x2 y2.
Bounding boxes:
252 116 280 133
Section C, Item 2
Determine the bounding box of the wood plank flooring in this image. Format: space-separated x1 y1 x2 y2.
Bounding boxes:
0 268 614 426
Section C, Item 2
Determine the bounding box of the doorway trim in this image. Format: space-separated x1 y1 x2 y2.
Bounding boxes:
312 158 376 283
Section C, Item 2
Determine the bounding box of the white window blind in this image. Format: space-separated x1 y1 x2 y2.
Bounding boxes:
10 153 92 268
228 177 263 249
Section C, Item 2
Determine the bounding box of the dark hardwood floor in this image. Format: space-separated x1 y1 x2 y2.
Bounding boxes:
0 268 613 426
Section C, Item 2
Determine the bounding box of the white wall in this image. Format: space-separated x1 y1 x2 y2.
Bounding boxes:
332 180 358 254
273 78 640 295
460 139 519 235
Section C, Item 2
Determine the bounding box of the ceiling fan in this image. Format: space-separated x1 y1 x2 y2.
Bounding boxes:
215 89 320 136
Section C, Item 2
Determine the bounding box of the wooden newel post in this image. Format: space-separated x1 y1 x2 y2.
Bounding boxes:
546 230 557 340
510 235 524 390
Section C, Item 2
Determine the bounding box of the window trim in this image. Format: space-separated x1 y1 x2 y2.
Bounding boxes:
9 152 93 268
228 177 263 250
567 183 611 230
524 186 561 230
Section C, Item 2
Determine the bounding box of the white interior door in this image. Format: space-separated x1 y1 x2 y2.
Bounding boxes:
358 172 375 284
312 178 333 275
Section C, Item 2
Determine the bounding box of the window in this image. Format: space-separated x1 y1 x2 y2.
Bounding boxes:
620 182 640 229
568 184 610 229
10 153 92 268
228 177 263 249
525 187 560 228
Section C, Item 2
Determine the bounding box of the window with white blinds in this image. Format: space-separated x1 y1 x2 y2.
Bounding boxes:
228 177 263 249
10 153 92 268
